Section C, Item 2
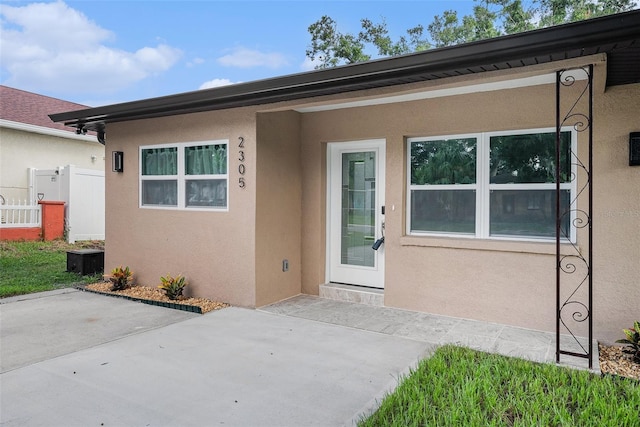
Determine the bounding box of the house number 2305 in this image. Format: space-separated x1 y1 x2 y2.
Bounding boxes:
238 136 246 188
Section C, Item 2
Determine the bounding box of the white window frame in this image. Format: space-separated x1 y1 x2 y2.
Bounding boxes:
139 140 229 211
407 128 577 243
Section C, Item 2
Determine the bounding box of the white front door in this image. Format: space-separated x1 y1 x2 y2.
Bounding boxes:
327 140 385 288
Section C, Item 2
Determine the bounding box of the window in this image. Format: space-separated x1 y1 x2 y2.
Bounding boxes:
409 137 477 234
140 140 228 210
407 129 574 241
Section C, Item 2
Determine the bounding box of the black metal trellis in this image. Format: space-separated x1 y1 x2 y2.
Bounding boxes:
555 65 593 368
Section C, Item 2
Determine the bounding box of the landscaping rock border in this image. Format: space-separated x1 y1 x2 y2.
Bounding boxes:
76 283 229 314
598 343 640 381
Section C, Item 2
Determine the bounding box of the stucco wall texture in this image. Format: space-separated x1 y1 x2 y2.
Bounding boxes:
104 58 638 343
105 108 258 307
255 111 302 307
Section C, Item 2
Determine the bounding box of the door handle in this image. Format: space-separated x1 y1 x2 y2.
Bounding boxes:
372 221 385 251
372 236 384 250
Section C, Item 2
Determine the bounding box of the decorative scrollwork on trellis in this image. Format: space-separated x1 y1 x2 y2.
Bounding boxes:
565 114 591 132
556 65 593 368
560 300 590 326
558 254 587 275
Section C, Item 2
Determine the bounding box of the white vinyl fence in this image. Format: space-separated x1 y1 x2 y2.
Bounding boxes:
30 165 105 243
0 200 41 228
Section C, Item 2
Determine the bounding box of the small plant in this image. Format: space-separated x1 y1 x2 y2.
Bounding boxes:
159 274 187 300
616 320 640 363
107 265 133 291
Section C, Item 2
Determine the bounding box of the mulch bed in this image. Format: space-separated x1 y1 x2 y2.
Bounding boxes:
82 282 229 314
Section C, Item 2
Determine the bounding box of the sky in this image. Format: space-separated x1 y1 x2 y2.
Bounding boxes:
0 0 481 107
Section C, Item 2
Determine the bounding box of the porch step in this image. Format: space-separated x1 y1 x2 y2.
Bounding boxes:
319 283 384 307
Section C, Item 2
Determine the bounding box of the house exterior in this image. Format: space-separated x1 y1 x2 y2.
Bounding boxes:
0 86 105 242
0 86 105 203
52 11 639 346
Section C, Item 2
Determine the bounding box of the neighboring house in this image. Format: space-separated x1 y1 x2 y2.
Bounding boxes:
51 11 639 351
0 86 106 242
0 86 104 202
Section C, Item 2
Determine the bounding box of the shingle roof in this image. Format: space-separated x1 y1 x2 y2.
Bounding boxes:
0 85 89 133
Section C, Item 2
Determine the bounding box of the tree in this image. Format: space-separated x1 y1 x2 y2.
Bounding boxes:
497 0 536 34
359 19 430 57
306 15 369 68
536 0 635 26
306 0 636 68
306 16 429 68
427 4 501 48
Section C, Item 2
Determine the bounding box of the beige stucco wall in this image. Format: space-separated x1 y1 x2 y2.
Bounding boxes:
104 108 258 307
0 127 104 201
591 82 640 342
255 111 303 306
106 108 304 307
300 87 560 332
102 54 637 343
298 63 639 343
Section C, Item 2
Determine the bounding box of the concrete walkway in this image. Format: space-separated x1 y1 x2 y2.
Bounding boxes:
260 294 599 371
0 290 432 427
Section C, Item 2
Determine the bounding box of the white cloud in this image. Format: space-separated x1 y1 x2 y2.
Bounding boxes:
198 78 239 90
187 57 206 68
217 47 289 69
0 1 182 94
300 56 322 71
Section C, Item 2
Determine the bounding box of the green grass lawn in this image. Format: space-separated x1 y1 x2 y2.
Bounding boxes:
0 240 104 298
359 345 639 427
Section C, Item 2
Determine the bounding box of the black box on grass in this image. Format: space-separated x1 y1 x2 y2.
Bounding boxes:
66 250 104 276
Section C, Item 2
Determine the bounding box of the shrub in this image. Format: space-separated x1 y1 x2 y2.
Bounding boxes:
616 320 640 363
107 265 133 291
159 274 187 300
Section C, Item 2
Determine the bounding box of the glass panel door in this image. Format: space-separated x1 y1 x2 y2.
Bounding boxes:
328 140 385 289
341 152 376 267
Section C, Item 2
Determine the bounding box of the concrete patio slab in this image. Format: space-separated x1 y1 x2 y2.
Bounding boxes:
0 289 198 373
1 290 600 427
1 298 432 427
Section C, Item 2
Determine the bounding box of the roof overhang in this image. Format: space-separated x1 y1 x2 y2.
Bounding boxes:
50 10 640 133
295 66 597 112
